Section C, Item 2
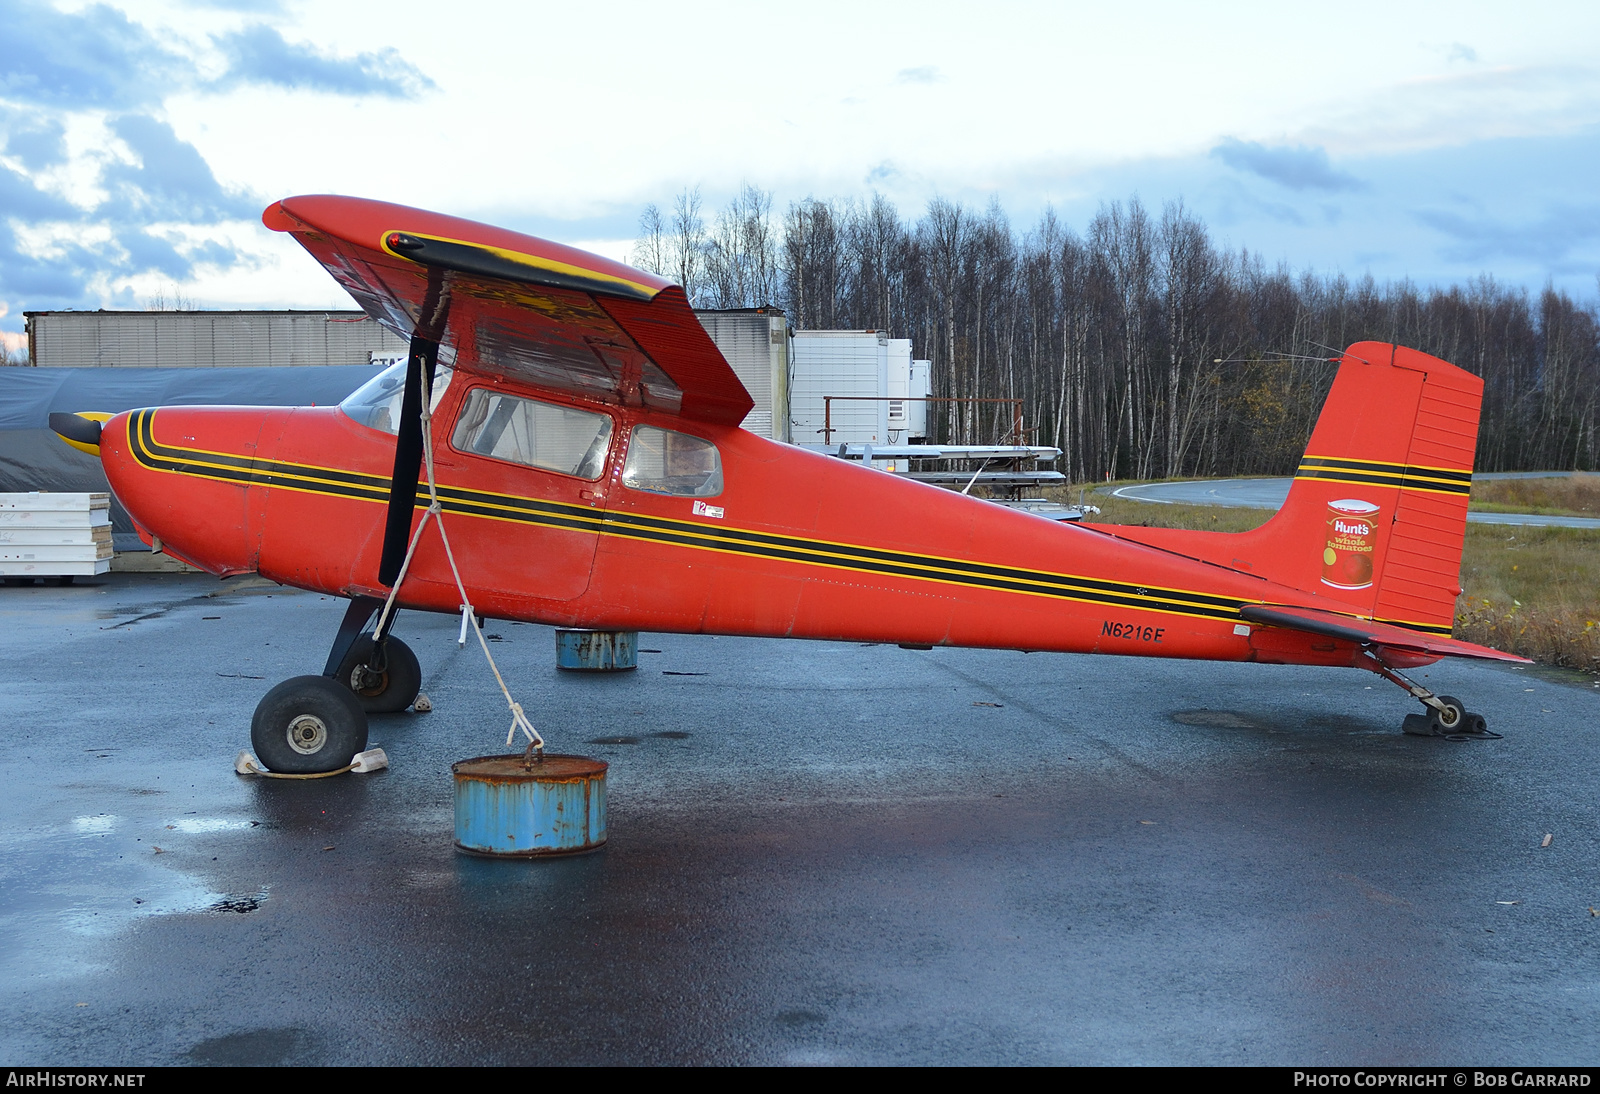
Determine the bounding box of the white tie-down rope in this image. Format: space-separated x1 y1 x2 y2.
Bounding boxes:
369 368 543 752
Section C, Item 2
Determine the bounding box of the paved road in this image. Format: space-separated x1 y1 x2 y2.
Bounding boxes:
1103 477 1600 529
3 575 1598 1065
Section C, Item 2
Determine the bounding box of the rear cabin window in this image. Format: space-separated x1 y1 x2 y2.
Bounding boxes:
621 425 723 497
451 389 613 480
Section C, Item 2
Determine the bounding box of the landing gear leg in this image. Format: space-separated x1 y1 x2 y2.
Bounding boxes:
319 594 421 713
322 595 384 679
1361 653 1497 739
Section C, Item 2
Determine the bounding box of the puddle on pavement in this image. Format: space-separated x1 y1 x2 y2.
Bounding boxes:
209 895 264 914
1171 709 1266 730
165 818 254 834
187 1027 318 1066
1170 709 1390 736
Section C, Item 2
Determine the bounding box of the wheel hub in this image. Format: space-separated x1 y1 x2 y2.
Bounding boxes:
286 713 329 754
348 664 388 696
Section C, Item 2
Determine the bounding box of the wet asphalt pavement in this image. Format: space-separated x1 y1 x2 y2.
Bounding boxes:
2 574 1598 1066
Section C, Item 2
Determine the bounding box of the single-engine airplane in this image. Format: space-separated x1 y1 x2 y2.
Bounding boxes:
49 195 1526 773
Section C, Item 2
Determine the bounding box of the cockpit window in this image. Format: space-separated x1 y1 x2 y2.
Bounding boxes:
621 425 723 497
450 388 613 480
340 361 453 435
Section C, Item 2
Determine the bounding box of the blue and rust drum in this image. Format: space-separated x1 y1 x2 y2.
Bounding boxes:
554 629 638 671
452 753 608 857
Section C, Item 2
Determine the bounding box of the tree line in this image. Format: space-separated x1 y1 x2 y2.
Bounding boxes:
633 187 1600 479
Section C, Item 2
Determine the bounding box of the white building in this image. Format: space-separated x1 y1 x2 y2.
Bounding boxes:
25 310 408 368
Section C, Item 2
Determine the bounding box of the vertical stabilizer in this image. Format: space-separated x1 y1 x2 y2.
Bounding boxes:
1094 343 1481 634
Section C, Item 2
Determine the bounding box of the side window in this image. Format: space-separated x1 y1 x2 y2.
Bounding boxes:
451 388 613 480
622 425 723 498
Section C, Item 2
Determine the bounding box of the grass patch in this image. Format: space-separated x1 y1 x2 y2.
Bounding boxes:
1469 472 1600 517
1048 482 1600 673
1455 525 1600 673
1053 486 1274 533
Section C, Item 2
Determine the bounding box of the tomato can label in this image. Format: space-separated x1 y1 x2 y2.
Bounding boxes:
1321 499 1381 590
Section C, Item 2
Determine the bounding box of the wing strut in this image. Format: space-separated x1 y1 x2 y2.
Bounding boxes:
379 333 439 588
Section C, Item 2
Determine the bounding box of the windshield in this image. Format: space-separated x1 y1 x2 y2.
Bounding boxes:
340 361 454 434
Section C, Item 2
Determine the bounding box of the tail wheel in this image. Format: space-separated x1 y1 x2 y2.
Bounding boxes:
1429 695 1467 734
251 675 369 774
335 635 422 713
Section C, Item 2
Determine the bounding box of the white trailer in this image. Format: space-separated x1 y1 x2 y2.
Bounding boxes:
694 309 792 442
789 332 921 449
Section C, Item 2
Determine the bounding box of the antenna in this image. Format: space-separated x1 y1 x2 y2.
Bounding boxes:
1211 351 1339 365
1304 339 1371 366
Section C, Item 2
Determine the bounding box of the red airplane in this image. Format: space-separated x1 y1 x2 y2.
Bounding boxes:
48 195 1525 773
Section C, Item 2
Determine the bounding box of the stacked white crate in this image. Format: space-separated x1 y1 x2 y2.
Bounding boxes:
0 493 113 578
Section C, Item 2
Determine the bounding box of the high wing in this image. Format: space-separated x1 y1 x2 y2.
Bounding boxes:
1239 604 1530 663
262 195 754 426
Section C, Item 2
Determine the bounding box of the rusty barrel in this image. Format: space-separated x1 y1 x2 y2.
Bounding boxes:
555 628 637 671
452 754 608 857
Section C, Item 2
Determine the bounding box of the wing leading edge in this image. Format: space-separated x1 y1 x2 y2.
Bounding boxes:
263 195 754 427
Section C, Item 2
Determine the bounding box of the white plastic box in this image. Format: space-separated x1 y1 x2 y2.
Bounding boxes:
0 493 113 577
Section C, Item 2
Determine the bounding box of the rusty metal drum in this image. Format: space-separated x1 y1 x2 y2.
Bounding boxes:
555 629 637 671
452 754 607 856
1321 499 1381 590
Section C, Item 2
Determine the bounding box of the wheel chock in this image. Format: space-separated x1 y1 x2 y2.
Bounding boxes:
350 747 389 773
1401 713 1435 736
233 747 390 777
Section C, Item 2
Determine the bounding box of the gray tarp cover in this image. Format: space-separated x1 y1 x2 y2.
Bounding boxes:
0 366 382 543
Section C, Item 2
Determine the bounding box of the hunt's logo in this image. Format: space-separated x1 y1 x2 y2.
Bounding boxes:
1321 499 1380 590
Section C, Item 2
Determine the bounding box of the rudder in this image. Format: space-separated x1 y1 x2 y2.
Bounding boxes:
1244 342 1480 632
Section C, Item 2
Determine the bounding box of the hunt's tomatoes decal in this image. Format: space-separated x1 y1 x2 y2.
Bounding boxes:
1321 499 1380 590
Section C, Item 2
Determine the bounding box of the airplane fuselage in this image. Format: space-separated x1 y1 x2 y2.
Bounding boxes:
99 376 1373 672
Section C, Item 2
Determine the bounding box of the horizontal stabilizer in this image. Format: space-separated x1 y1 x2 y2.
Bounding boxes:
1239 604 1530 663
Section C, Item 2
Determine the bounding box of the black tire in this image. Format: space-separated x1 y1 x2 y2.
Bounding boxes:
251 675 369 774
334 635 422 713
1430 695 1467 734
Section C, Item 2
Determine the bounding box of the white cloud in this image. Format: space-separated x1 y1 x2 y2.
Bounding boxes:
7 0 1600 325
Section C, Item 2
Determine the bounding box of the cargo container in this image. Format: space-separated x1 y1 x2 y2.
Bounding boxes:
692 308 791 442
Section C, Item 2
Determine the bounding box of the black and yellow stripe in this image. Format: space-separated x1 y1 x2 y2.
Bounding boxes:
130 410 1246 623
1295 455 1472 496
127 409 1458 637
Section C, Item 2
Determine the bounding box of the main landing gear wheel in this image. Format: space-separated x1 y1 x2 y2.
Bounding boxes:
251 675 369 774
335 635 421 713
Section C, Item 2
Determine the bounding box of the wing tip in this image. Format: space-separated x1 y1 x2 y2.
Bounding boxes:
262 201 297 233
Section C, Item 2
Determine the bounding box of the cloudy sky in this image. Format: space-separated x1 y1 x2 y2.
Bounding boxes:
2 0 1599 352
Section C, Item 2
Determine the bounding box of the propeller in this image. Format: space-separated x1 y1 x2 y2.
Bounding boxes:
48 412 109 457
